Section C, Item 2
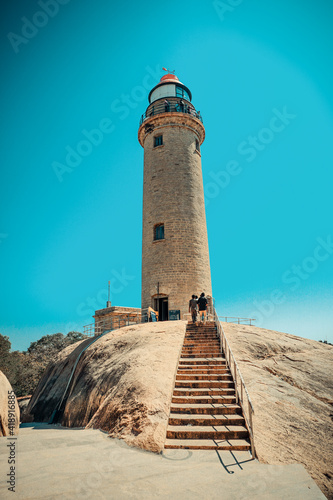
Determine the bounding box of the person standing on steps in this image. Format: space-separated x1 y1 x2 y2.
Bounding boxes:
197 292 208 323
188 295 198 324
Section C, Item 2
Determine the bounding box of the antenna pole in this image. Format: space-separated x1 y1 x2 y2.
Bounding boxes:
107 280 111 308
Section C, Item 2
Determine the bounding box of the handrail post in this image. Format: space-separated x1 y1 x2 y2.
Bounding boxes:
241 379 244 405
249 401 255 457
233 360 238 403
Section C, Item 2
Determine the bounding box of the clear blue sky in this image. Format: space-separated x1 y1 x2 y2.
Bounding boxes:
1 0 332 351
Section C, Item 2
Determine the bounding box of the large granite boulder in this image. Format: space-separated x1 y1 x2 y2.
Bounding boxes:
223 322 333 499
23 321 187 452
23 319 333 497
0 371 20 437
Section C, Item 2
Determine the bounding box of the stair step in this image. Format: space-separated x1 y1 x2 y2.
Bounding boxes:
178 358 226 366
183 342 219 346
185 336 218 340
172 396 237 405
164 438 251 451
170 404 241 415
177 369 229 374
181 354 222 358
176 374 232 381
182 345 220 349
178 367 227 371
185 332 219 340
173 388 235 396
168 413 245 426
175 381 234 388
181 348 221 352
181 354 223 359
166 425 248 440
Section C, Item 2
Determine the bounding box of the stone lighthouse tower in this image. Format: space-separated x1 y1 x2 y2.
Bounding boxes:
138 71 212 321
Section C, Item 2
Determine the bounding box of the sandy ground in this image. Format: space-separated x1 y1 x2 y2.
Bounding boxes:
0 423 326 500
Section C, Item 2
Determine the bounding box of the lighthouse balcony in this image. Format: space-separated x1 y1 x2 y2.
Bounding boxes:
139 98 203 126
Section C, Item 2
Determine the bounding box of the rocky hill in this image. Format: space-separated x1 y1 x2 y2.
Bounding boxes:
23 321 186 452
22 320 333 498
0 370 20 436
223 322 333 499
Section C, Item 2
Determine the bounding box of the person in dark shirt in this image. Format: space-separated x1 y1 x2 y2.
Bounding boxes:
189 295 198 324
197 292 208 323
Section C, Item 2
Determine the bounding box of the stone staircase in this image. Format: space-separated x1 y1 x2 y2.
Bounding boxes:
164 321 251 450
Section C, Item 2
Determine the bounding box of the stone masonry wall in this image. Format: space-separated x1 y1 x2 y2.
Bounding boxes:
139 111 212 319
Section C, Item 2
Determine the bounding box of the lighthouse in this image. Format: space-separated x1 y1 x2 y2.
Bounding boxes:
138 71 212 321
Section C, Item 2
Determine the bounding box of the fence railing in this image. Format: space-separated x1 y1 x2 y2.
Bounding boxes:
214 308 256 457
84 312 144 337
140 100 203 126
83 309 157 336
218 316 256 326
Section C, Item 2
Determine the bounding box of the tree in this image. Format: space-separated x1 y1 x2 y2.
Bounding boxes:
1 331 89 397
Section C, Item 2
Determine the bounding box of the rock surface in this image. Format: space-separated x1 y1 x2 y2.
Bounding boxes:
223 322 333 500
0 371 20 437
24 321 186 452
23 320 333 497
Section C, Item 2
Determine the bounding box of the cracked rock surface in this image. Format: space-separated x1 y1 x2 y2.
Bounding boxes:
223 322 333 499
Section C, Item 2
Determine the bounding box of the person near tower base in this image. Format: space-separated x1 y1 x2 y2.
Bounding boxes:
197 292 208 323
189 295 198 324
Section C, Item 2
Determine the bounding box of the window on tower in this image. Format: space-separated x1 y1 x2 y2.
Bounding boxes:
154 223 165 241
154 135 163 147
195 139 200 152
176 86 190 101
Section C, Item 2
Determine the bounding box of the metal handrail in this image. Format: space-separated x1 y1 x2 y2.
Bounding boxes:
84 312 143 336
83 308 155 336
217 316 256 326
214 308 256 457
140 100 203 126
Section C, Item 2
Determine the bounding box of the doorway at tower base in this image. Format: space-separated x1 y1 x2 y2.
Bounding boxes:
153 295 168 321
144 296 182 322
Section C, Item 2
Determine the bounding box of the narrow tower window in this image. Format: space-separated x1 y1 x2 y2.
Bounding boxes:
195 139 200 152
154 223 164 240
154 135 163 147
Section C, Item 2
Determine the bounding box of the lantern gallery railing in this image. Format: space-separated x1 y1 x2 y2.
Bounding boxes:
214 308 256 458
140 100 203 126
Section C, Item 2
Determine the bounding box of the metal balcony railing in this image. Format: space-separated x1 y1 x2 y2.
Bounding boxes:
140 100 203 126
